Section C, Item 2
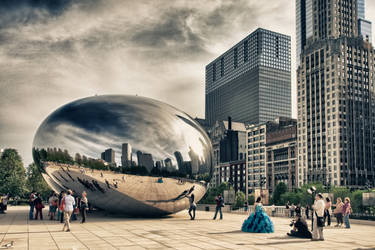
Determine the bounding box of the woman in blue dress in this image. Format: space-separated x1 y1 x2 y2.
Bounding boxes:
241 196 274 233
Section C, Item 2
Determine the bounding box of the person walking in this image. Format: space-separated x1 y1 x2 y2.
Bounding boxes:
213 194 224 220
311 193 325 241
29 191 36 220
333 198 344 227
343 197 351 229
80 191 88 223
324 197 332 226
186 193 196 220
48 192 58 220
62 190 75 232
34 193 44 220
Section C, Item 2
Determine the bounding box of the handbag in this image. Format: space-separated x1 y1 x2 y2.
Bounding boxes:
315 212 325 227
74 207 79 214
59 198 65 211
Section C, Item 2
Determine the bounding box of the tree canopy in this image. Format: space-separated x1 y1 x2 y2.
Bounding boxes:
26 163 52 198
0 149 27 197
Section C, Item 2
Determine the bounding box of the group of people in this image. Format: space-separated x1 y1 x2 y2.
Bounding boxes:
187 193 352 241
0 194 8 213
29 190 89 232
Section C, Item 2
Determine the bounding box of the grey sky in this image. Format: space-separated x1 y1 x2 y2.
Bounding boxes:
1 0 374 166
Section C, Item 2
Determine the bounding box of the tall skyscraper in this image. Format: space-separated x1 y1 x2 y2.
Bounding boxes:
101 148 115 164
296 0 313 66
136 151 154 172
121 143 132 167
357 0 372 43
297 0 375 188
205 28 291 126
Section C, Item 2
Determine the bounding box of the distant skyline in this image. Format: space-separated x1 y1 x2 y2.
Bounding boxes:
1 0 375 166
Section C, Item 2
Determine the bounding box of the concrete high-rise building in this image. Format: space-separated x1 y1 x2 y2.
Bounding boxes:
121 143 132 167
296 0 313 66
266 119 297 193
136 151 154 172
246 117 296 195
208 119 246 188
357 0 372 43
297 0 375 188
101 148 115 164
205 28 291 126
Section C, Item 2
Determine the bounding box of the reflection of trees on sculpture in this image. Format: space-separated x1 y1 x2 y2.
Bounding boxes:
33 148 108 171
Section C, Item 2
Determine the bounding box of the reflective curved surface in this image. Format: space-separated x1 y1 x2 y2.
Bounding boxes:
32 95 213 216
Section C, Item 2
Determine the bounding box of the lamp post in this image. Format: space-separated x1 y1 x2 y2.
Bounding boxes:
307 186 316 231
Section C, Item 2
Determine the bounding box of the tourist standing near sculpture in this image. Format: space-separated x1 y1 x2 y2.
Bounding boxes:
343 197 352 229
241 196 274 233
62 190 75 232
80 191 88 223
312 193 325 241
324 197 332 226
213 194 224 220
334 198 344 227
34 193 44 220
29 191 36 220
186 193 196 220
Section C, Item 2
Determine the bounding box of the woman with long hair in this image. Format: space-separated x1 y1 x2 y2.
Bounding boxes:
241 196 274 233
343 197 351 229
80 191 88 223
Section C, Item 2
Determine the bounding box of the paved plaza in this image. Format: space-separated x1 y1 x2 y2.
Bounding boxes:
1 206 375 250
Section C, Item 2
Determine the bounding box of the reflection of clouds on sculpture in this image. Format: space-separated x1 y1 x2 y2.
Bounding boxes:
33 95 212 170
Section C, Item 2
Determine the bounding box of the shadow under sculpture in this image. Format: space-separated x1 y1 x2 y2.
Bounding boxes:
32 95 213 216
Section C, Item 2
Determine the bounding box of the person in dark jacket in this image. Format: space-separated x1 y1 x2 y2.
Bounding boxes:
287 214 312 238
213 194 224 220
34 193 44 220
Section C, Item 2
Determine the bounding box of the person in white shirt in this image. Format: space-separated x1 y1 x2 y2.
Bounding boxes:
312 193 325 241
62 190 76 232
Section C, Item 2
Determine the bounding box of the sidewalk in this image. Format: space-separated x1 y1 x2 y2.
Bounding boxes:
1 206 375 249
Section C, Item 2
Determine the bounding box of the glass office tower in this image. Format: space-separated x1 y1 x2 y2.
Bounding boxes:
205 28 291 126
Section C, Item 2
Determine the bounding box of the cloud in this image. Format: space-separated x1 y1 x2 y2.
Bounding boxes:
0 0 300 166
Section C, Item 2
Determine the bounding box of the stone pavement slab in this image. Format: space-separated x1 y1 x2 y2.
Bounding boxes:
0 206 375 249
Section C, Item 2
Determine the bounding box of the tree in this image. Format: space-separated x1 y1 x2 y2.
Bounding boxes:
26 163 52 199
0 149 27 197
199 182 231 204
247 195 255 205
272 182 288 205
234 191 245 209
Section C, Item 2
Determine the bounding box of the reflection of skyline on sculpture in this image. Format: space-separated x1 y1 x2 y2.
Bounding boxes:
32 95 212 215
33 95 212 179
33 95 211 171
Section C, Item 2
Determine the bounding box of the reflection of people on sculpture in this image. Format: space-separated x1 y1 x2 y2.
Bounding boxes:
287 214 312 238
146 185 195 203
105 179 111 189
241 196 274 233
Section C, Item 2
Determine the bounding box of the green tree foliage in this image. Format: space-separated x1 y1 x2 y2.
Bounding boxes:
233 191 245 209
199 182 231 204
0 149 27 197
26 163 52 199
272 182 288 205
248 195 255 205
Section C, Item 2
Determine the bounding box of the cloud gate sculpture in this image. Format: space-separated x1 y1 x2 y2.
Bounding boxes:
32 95 213 216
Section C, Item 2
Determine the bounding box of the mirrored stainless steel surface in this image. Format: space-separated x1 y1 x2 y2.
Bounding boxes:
32 95 213 216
